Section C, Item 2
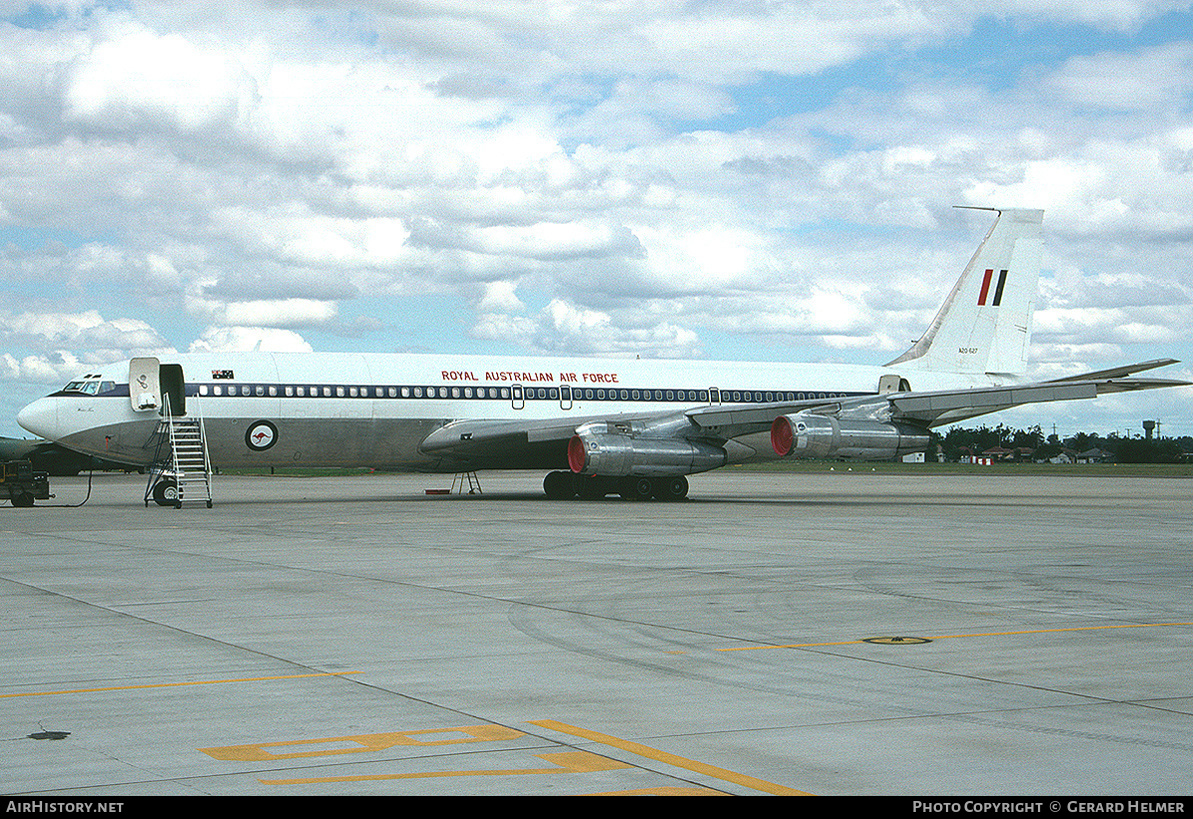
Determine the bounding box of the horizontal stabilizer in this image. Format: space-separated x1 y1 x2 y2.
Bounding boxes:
1042 358 1180 383
887 375 1190 427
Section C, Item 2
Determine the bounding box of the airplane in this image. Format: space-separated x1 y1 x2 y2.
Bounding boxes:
15 207 1189 504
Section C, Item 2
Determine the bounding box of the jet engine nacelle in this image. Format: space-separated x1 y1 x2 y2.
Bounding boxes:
568 422 727 477
770 413 929 461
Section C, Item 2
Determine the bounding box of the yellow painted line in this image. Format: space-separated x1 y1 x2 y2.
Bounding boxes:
718 639 867 651
203 725 523 761
528 719 810 796
0 671 361 699
716 622 1193 652
260 750 628 785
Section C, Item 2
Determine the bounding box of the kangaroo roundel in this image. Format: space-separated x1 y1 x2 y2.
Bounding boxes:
246 420 278 451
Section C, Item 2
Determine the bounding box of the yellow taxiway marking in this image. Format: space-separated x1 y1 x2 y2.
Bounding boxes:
0 671 360 699
259 750 630 785
203 725 524 761
716 622 1193 652
528 719 810 796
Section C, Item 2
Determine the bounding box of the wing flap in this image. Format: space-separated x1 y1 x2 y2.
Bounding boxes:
420 418 578 455
889 382 1096 424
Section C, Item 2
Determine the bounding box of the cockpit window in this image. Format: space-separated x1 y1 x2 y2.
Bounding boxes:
62 378 114 396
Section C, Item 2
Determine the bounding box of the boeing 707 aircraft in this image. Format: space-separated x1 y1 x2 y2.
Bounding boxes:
15 208 1188 503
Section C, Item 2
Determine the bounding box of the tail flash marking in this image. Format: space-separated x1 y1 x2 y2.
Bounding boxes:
977 268 1009 306
991 269 1008 307
978 269 993 305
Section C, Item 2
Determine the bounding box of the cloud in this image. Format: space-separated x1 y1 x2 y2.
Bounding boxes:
0 350 86 384
62 20 260 134
473 298 703 358
477 280 524 312
186 291 340 328
0 309 170 357
1044 42 1193 112
187 326 313 353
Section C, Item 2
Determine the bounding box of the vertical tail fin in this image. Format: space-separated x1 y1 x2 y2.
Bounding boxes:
887 208 1043 376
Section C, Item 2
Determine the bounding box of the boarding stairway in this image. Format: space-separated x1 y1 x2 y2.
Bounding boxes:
144 395 213 508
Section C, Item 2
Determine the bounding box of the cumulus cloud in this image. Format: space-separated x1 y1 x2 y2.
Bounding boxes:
477 280 524 312
188 326 314 353
186 292 339 328
0 310 170 355
62 21 260 134
1043 41 1193 112
473 298 703 358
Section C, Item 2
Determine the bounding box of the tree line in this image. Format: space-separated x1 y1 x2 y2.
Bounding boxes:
931 424 1193 464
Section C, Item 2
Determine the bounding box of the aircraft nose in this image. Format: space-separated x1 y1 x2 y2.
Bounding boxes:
17 396 59 440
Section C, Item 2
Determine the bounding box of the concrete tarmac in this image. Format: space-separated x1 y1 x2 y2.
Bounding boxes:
2 468 1191 796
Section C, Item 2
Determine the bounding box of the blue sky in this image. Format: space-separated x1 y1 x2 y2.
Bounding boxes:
1 1 1191 438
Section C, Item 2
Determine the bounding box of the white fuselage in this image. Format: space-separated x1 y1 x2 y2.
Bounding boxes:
18 351 993 472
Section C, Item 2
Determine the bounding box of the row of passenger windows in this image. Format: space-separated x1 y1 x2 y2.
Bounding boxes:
194 383 850 403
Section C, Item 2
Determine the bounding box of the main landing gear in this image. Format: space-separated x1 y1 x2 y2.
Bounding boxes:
543 471 689 501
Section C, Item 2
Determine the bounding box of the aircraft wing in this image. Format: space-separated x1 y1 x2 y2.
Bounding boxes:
686 371 1189 435
419 363 1188 468
882 376 1187 427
